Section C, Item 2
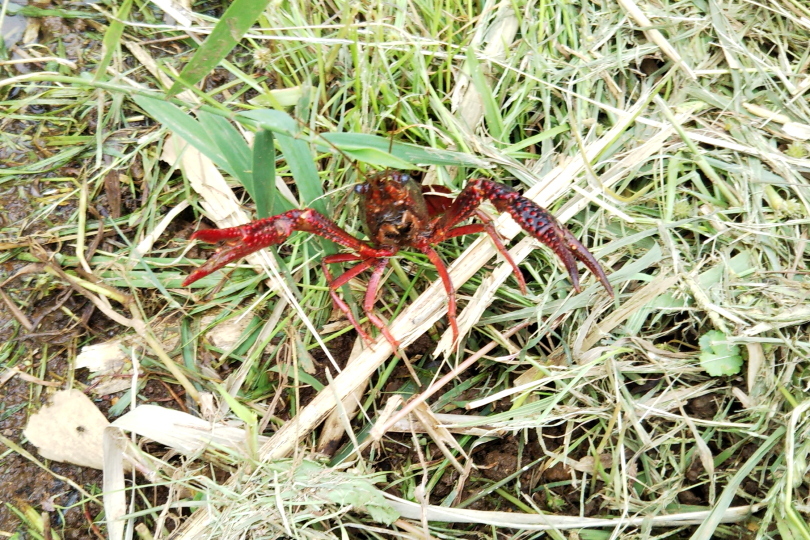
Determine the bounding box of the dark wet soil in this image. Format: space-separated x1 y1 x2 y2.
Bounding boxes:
0 9 122 530
0 336 105 537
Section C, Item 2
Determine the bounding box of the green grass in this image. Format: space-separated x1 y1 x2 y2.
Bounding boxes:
1 0 810 538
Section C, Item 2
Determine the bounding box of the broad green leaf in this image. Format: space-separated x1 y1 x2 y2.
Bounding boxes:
336 146 415 169
699 330 743 376
237 109 300 137
168 0 272 96
248 87 304 108
197 110 252 186
274 133 325 214
135 97 259 186
133 95 224 166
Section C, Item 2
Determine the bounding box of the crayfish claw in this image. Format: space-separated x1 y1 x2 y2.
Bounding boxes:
189 227 246 243
182 240 258 286
558 227 613 297
500 192 612 296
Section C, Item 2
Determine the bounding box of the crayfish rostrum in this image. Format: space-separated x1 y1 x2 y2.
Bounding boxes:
184 170 613 348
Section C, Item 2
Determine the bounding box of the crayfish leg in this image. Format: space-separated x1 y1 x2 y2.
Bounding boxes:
421 246 460 344
442 213 529 294
322 255 376 345
362 258 401 350
322 255 400 350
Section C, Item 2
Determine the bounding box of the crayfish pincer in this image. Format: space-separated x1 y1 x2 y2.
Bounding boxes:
184 170 613 348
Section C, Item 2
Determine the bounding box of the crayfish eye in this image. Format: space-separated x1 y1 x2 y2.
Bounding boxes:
396 173 410 184
354 184 369 194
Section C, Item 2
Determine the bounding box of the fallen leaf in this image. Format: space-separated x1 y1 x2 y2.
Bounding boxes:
24 389 110 469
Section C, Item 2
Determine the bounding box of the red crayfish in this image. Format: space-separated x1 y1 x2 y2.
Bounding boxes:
183 170 613 348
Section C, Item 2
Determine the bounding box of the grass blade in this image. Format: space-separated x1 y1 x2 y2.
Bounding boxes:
319 133 488 167
197 110 252 186
168 0 272 96
133 95 223 167
275 133 325 214
237 109 299 138
93 0 132 81
253 129 283 217
465 46 504 141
